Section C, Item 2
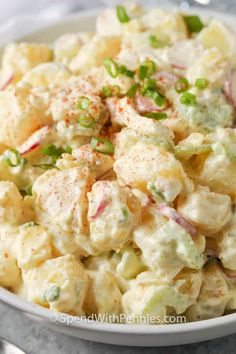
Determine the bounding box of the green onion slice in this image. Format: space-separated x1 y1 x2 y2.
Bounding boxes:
144 89 166 107
78 114 96 128
174 144 212 158
143 60 156 76
145 112 168 120
184 15 204 33
44 285 61 302
148 183 165 201
77 96 91 110
175 78 189 93
180 92 197 106
126 83 140 98
119 64 135 78
33 163 56 170
149 35 165 48
142 78 157 92
104 58 119 78
138 65 148 80
102 85 121 98
116 5 130 23
91 137 114 155
3 148 26 167
42 144 65 163
195 78 209 90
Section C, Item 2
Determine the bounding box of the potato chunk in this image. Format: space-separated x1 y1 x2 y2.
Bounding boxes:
178 185 231 236
22 255 88 314
0 83 52 146
0 181 23 225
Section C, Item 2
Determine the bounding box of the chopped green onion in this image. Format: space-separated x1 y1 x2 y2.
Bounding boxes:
174 144 212 158
65 146 72 154
138 61 156 81
184 15 204 33
144 89 166 107
119 64 135 78
116 5 130 23
104 58 119 78
102 86 112 98
148 183 165 201
3 148 26 167
91 137 114 155
22 222 39 228
33 163 56 170
26 185 32 196
180 92 197 106
102 85 121 98
126 83 140 98
78 114 95 128
42 144 65 163
143 60 156 76
175 78 189 93
149 35 164 48
195 78 209 90
120 207 129 222
145 112 168 120
142 78 157 92
44 285 61 302
138 65 148 80
77 96 91 110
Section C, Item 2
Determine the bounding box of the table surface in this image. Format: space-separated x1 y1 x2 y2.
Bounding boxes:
1 1 236 353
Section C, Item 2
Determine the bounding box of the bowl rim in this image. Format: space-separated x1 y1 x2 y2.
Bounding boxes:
1 5 236 335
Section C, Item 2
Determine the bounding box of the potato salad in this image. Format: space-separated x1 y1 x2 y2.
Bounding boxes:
1 3 236 324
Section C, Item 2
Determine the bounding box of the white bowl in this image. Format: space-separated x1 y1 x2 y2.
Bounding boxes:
1 7 236 347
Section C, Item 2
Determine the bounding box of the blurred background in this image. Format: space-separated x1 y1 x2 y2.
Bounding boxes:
0 0 234 25
0 0 234 46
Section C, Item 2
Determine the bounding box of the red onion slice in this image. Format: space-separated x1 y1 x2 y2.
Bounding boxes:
153 71 178 87
224 69 236 111
157 203 197 237
0 74 14 90
20 142 40 156
89 181 109 220
90 199 108 220
18 126 50 155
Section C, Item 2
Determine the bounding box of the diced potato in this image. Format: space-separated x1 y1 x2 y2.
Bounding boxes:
49 77 108 138
122 271 190 323
114 141 189 193
198 129 236 197
0 225 21 290
133 206 205 281
197 19 236 65
17 224 52 270
178 185 231 236
140 9 188 43
22 63 71 87
22 255 88 314
33 166 93 237
54 32 93 64
0 181 23 225
83 270 122 317
186 262 229 321
1 42 53 83
107 97 174 141
0 82 52 146
217 216 236 270
69 35 121 73
187 48 227 87
88 181 139 252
